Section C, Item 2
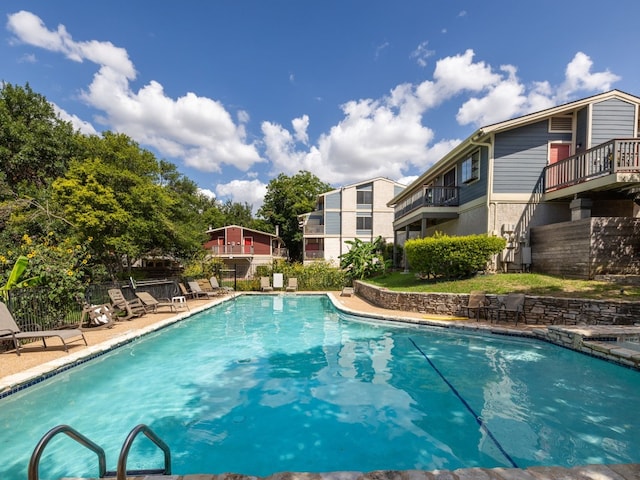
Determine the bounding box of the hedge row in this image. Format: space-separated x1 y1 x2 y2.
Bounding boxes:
404 233 506 279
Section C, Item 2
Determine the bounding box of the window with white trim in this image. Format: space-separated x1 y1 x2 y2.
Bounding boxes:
356 215 372 231
461 150 480 184
356 184 373 206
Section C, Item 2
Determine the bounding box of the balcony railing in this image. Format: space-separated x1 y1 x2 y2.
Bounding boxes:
304 250 324 260
210 245 255 255
544 138 640 191
273 248 288 258
304 224 325 235
210 246 288 258
394 186 460 219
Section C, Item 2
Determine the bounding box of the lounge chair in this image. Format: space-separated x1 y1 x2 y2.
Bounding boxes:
79 303 116 330
196 278 225 296
178 282 197 299
340 287 354 297
135 291 177 313
0 302 88 356
260 277 273 292
187 281 217 298
285 278 298 292
494 293 526 325
108 288 147 320
210 276 233 293
462 291 490 321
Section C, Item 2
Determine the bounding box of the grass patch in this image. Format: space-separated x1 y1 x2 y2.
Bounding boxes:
366 272 640 300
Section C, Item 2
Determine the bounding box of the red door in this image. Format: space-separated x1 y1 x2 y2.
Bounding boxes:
548 143 571 189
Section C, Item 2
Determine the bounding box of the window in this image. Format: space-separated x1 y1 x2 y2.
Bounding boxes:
461 150 480 184
356 215 372 231
443 168 456 187
356 184 373 206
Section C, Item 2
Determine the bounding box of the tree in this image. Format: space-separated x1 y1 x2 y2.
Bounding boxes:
0 83 80 248
257 171 331 261
0 83 77 190
53 133 188 277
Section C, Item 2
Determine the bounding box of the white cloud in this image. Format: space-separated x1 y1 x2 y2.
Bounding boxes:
292 115 309 145
198 188 216 200
7 11 621 195
215 179 268 212
410 41 435 68
261 49 620 187
556 52 621 103
53 103 98 135
7 11 263 174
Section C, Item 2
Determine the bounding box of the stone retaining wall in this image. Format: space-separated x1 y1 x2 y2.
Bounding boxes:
354 281 640 325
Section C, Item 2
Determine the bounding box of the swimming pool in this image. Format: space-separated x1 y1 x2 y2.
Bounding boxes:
1 295 640 479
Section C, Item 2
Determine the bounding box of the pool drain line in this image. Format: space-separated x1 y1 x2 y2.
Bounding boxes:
409 338 519 469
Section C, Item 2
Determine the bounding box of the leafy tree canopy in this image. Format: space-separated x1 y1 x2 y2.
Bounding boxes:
0 82 77 191
257 171 331 261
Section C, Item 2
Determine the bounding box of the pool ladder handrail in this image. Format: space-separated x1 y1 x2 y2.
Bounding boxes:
28 423 171 480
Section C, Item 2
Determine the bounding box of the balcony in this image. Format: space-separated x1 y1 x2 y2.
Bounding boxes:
304 224 325 235
544 138 640 195
304 250 324 260
210 245 288 258
394 186 460 220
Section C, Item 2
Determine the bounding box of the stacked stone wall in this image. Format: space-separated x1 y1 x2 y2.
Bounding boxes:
354 281 640 325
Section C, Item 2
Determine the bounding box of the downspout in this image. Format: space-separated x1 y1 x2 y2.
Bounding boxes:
470 135 494 234
471 135 498 271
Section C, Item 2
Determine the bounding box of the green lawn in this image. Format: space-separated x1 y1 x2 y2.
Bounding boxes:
366 271 640 300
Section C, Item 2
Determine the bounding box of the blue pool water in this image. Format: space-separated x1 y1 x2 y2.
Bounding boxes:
1 295 640 479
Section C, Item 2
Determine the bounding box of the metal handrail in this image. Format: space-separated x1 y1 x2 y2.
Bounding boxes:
28 424 107 480
116 424 171 480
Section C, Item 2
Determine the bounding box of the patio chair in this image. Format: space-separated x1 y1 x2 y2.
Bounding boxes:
79 303 116 330
135 291 177 313
462 291 490 321
178 282 197 299
340 287 354 297
285 277 298 292
494 293 526 325
187 281 217 298
260 277 273 292
108 288 147 320
0 301 88 356
210 276 234 293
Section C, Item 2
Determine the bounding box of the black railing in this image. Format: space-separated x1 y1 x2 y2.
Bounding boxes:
4 279 182 331
544 138 640 191
394 186 460 219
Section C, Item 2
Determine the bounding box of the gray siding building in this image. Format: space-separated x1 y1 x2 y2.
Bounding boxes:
388 90 640 278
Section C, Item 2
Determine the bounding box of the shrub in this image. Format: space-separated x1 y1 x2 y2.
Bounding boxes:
404 233 506 280
257 260 347 291
339 236 389 281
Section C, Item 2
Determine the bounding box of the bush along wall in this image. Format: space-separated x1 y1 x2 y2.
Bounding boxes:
404 233 506 280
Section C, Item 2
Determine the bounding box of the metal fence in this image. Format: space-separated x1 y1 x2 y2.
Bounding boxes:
5 278 183 330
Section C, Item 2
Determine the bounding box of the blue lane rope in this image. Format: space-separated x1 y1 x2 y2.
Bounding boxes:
409 337 519 469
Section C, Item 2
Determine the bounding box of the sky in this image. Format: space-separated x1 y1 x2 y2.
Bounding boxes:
2 1 640 212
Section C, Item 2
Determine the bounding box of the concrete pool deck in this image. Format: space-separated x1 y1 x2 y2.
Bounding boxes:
2 292 640 480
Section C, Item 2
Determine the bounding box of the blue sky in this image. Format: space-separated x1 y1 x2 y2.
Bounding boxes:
2 1 639 211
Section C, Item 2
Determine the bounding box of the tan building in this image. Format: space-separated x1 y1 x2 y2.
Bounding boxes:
299 177 405 265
